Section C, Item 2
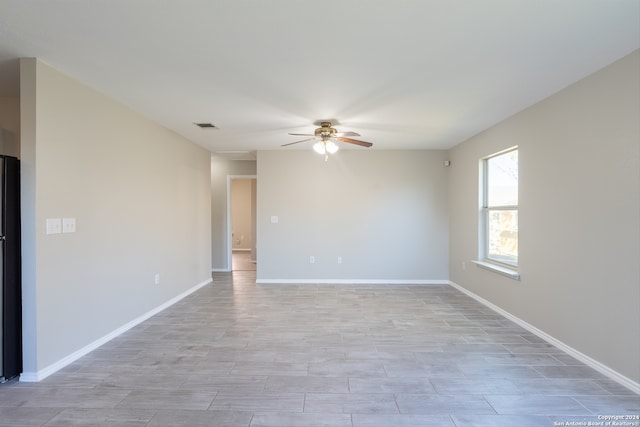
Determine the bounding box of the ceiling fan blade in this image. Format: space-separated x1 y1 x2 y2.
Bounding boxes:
281 137 316 147
334 131 360 137
336 137 373 148
288 133 315 136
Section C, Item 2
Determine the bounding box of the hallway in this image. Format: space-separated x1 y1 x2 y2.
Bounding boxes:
232 251 256 271
0 271 637 426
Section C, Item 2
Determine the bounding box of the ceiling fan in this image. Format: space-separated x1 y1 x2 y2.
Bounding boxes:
282 121 372 160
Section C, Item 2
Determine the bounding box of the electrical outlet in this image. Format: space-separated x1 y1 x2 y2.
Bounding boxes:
62 217 76 233
337 256 343 264
154 274 160 285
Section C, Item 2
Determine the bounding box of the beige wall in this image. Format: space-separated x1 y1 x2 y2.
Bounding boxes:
20 59 212 378
256 150 449 282
448 50 640 385
0 97 20 157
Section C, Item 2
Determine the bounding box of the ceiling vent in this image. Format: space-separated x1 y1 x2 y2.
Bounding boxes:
194 122 217 129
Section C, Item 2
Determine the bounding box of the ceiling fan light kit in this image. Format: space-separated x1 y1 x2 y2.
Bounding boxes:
313 140 339 155
283 121 373 160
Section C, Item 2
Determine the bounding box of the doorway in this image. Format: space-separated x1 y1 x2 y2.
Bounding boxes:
228 176 257 271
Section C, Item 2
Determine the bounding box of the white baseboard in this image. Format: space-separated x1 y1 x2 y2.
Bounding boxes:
256 279 448 285
211 268 231 273
448 280 640 395
20 277 213 383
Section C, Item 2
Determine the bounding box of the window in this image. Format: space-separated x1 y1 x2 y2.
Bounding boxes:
482 147 518 269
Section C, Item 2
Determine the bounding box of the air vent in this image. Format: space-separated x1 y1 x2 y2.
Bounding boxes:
194 122 217 129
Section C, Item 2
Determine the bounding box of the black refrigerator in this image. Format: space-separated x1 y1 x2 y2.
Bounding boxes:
0 155 21 382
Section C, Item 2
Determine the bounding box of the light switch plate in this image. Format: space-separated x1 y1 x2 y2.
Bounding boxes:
62 218 76 233
270 216 279 224
46 218 62 235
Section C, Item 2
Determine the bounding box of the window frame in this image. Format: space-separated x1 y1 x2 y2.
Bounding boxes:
480 146 519 271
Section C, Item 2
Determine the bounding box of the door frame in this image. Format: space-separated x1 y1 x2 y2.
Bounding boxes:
226 174 257 271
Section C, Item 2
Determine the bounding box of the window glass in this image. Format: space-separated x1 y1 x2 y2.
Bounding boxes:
487 149 518 207
487 209 518 265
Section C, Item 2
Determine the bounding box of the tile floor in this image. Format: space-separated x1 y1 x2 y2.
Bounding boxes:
0 270 638 426
232 251 257 272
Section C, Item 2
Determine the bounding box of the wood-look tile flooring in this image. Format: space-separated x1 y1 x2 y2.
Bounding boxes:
0 271 637 426
232 251 256 272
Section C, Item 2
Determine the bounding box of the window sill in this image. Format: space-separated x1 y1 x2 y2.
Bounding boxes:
472 260 520 281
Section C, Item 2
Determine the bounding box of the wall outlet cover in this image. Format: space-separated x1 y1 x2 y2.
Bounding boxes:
62 218 76 233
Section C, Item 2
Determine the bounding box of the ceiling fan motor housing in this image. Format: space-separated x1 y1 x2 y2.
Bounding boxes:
315 122 337 139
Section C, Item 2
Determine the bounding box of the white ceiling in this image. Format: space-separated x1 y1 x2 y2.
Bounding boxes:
0 1 638 155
